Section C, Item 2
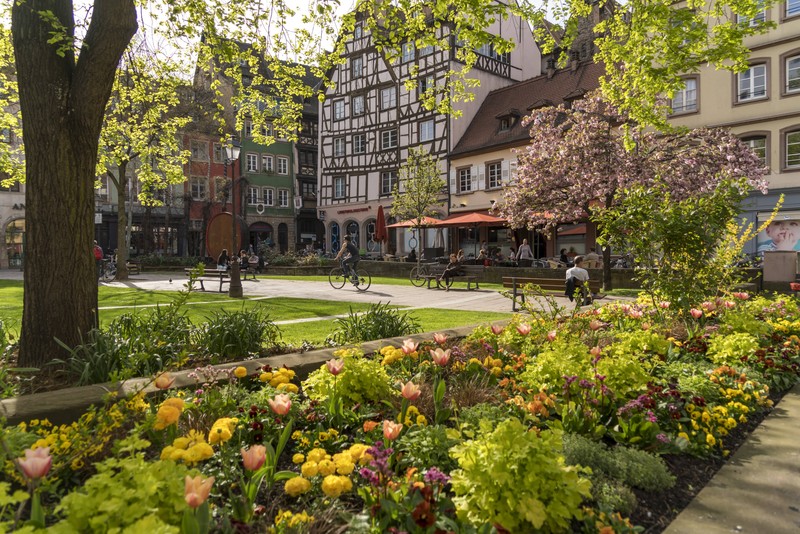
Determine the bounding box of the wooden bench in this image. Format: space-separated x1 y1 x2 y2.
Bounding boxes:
241 262 259 281
126 262 141 275
422 264 483 290
503 276 602 312
184 267 230 292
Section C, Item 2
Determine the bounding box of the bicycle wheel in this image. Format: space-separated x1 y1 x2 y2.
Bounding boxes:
328 267 346 289
104 263 117 281
354 268 371 291
409 266 427 287
443 276 454 289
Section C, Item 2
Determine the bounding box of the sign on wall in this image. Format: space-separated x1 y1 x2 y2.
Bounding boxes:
757 212 800 252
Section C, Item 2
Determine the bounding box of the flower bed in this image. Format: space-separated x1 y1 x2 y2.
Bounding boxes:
2 292 799 533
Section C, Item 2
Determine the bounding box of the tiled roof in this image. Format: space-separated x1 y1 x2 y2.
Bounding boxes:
450 61 605 157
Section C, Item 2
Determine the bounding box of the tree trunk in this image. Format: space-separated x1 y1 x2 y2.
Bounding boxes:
12 0 137 368
114 165 129 280
602 245 613 291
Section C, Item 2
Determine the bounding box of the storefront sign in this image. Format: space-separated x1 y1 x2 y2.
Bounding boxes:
336 207 371 215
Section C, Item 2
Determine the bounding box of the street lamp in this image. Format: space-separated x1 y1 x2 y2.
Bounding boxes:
225 138 243 298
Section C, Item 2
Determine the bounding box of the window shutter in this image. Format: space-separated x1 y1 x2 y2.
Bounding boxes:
478 164 485 189
501 161 509 183
470 165 479 191
508 160 517 183
449 168 457 193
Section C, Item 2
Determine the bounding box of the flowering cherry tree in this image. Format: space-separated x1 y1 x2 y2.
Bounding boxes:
494 93 768 289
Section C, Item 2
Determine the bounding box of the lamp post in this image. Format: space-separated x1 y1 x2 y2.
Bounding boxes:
225 139 243 298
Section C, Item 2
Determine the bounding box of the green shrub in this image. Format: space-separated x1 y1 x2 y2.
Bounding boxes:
455 402 517 439
136 253 203 267
395 424 459 473
707 332 760 366
199 306 282 361
450 419 591 532
302 352 396 408
327 302 421 345
518 338 592 392
657 361 720 402
718 306 773 337
592 477 638 516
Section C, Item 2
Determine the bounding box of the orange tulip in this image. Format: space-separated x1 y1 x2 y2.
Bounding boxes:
383 420 403 440
154 372 175 390
241 445 267 471
184 475 214 509
268 394 292 416
401 381 421 401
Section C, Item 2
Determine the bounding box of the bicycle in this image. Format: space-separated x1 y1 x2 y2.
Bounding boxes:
101 256 117 282
409 262 438 287
329 261 371 291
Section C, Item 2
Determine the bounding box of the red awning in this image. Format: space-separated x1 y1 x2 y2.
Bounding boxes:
439 211 508 227
386 216 444 228
557 223 586 236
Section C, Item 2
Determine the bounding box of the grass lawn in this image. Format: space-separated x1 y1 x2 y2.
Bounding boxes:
258 274 505 291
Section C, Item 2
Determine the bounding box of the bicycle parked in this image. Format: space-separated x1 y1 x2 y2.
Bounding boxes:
101 255 117 282
329 261 371 291
409 262 438 287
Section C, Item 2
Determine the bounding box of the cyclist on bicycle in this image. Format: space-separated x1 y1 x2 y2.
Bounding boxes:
335 234 360 282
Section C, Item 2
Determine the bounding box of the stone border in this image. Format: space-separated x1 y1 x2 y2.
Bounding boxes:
1 322 506 426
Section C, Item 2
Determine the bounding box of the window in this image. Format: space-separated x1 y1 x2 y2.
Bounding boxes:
302 181 316 199
787 55 800 93
246 153 259 172
381 86 396 109
458 168 472 193
263 187 274 206
244 120 253 138
788 0 800 17
354 24 362 38
351 56 363 78
743 136 767 166
402 42 415 62
190 140 208 161
786 131 800 168
277 156 288 175
334 137 346 156
353 133 366 154
213 143 223 163
737 4 765 25
419 75 435 97
499 118 511 131
352 95 364 116
262 154 274 172
0 178 20 192
420 44 433 56
381 171 398 195
247 186 260 205
261 122 274 137
381 129 398 150
278 189 289 207
738 64 767 102
487 162 502 189
334 176 346 199
190 177 207 200
419 119 434 142
672 78 698 113
333 99 345 120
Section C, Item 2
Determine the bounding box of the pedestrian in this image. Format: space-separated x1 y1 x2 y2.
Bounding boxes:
516 239 533 260
93 240 104 280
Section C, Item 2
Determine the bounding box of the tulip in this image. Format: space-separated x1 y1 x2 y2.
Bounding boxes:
184 475 215 509
628 310 644 319
433 332 448 345
589 346 602 358
430 348 451 366
690 308 703 319
658 301 670 309
701 301 716 312
401 381 421 401
589 320 603 331
733 292 750 300
546 330 557 342
490 324 504 335
241 445 267 471
17 447 51 481
401 338 419 354
641 322 650 331
516 323 531 335
382 420 403 441
326 358 344 376
154 372 175 390
723 300 735 309
268 394 292 416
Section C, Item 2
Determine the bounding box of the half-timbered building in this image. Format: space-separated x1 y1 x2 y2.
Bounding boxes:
318 10 539 257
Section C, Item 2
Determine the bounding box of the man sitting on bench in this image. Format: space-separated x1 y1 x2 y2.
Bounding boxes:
565 255 591 307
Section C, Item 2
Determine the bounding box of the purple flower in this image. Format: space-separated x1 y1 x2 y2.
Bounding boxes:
645 410 657 423
359 467 380 487
578 379 592 389
656 433 670 443
423 467 451 486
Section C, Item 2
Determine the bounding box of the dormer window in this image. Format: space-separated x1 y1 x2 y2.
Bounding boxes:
499 118 511 131
495 109 521 132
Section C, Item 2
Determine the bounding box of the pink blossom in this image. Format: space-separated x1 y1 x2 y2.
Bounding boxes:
326 358 344 376
401 381 421 401
17 447 51 481
516 323 531 335
268 394 292 415
641 322 650 331
185 475 214 509
241 445 267 471
433 332 448 345
732 292 750 300
589 320 603 331
430 348 451 366
589 346 602 358
658 301 670 309
547 330 557 342
383 420 403 440
701 301 717 312
490 324 504 335
690 308 703 319
401 339 419 354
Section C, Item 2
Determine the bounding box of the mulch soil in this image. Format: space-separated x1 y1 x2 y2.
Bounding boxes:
629 388 785 533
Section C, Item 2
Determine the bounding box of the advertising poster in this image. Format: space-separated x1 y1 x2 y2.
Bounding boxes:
757 215 800 252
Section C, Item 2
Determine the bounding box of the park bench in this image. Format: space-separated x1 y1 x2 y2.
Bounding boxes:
126 262 141 275
423 264 483 290
241 262 259 281
503 276 602 312
184 267 230 292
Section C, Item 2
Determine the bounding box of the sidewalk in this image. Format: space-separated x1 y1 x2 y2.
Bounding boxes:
664 383 800 534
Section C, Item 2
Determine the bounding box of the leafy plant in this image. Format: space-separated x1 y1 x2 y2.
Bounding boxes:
395 424 459 473
327 302 421 345
450 419 591 532
199 306 282 361
302 351 397 408
706 332 760 366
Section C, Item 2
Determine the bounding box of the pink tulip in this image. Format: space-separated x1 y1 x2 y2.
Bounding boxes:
658 301 670 309
589 320 603 331
430 348 451 366
690 308 703 319
326 358 344 376
641 322 650 331
17 447 51 481
401 381 421 401
154 372 175 390
723 300 735 309
516 323 531 336
628 310 643 319
701 301 716 312
620 304 631 314
382 420 403 441
241 445 267 471
401 339 419 354
433 332 448 345
184 475 215 509
268 394 292 416
491 324 504 335
732 292 750 300
589 346 602 358
547 330 557 342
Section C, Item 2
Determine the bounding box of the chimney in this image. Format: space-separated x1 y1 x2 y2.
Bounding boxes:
570 51 580 71
546 58 556 78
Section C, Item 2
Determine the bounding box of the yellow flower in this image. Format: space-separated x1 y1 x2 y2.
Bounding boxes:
677 432 689 441
278 383 299 394
162 397 186 411
335 459 355 475
348 444 369 463
208 417 239 445
307 448 328 463
321 475 346 498
260 372 273 382
234 366 248 378
284 476 312 497
301 461 319 478
706 434 716 447
318 459 336 476
154 405 181 430
292 453 305 464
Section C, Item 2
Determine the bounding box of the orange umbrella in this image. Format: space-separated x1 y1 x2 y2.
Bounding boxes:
386 216 444 228
439 211 507 226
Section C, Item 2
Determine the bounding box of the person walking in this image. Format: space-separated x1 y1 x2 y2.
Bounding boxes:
516 239 533 260
93 241 104 280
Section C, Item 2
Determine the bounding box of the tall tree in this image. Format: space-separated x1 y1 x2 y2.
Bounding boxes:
97 47 190 280
390 147 446 268
494 94 768 290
